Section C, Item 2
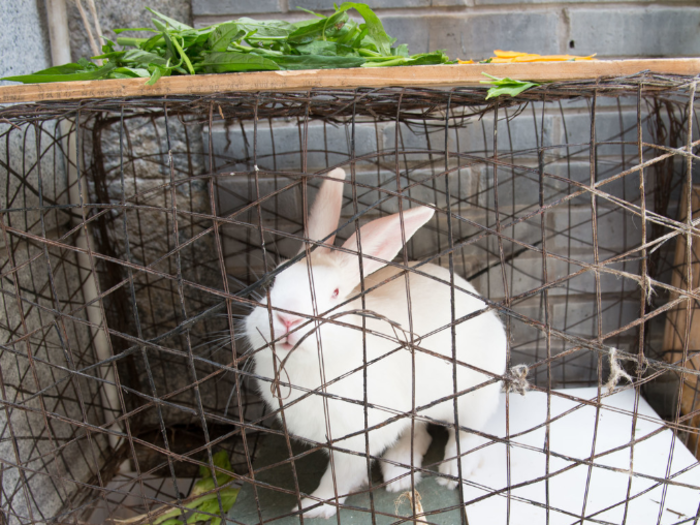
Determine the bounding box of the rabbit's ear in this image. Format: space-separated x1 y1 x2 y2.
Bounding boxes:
339 206 435 283
303 168 346 253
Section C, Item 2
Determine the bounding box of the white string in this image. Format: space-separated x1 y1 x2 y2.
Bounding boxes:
642 273 656 305
395 489 425 521
604 347 634 393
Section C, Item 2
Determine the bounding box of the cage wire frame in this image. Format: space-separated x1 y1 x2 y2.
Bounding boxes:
0 72 699 525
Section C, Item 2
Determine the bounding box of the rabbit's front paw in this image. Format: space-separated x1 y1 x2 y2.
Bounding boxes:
383 465 422 493
436 459 459 490
436 454 481 490
295 497 338 519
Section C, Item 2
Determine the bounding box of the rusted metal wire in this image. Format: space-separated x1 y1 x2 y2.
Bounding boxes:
0 74 699 524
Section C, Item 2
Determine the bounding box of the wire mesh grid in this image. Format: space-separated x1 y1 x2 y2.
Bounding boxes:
1 73 700 525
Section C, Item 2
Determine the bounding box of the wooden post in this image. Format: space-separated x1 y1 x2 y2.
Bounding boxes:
663 184 700 457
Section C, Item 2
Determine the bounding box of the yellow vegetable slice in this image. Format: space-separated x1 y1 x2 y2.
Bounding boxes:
513 54 596 62
486 51 597 63
493 50 529 58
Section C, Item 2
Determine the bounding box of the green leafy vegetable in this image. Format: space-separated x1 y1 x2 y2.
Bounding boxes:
480 73 540 99
336 2 395 56
146 6 193 31
2 3 454 85
198 52 281 73
111 451 239 525
272 55 366 70
207 23 245 52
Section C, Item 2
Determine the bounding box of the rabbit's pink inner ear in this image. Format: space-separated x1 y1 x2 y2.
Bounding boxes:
340 206 436 282
303 168 347 253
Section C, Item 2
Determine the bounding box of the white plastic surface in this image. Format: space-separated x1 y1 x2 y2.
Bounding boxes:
463 387 700 524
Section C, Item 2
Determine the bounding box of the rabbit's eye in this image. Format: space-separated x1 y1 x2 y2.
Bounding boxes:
332 288 339 299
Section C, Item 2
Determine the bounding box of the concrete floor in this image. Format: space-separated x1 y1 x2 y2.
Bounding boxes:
229 425 463 525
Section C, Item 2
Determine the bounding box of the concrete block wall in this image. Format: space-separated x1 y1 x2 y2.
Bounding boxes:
209 88 666 375
1 3 100 523
193 1 699 387
193 1 700 60
0 2 205 522
66 0 192 62
0 122 110 524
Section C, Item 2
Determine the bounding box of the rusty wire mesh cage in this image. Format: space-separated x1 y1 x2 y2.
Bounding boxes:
1 73 700 525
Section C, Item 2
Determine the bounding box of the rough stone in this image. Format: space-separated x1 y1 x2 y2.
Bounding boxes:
89 115 236 430
0 0 50 85
0 239 109 525
67 0 192 62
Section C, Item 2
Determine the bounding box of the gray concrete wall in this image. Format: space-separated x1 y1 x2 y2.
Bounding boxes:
67 0 192 62
208 96 666 382
0 0 50 85
194 0 699 385
1 3 93 523
0 2 197 523
192 1 700 59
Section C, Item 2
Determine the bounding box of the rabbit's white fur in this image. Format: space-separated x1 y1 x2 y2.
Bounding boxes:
245 168 506 519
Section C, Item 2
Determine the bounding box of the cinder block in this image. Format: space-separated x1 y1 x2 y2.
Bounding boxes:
463 112 555 159
477 162 572 212
193 0 283 16
215 165 478 234
215 167 435 228
381 16 431 55
476 0 631 5
469 245 642 303
544 161 645 207
548 204 643 256
554 110 643 160
383 113 554 172
222 220 303 273
427 12 560 60
217 173 305 224
567 7 700 57
205 120 381 172
556 297 641 339
431 0 470 5
504 295 640 353
556 97 693 147
557 95 639 111
294 0 433 10
382 121 454 157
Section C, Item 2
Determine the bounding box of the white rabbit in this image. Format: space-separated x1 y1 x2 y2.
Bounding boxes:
245 167 507 519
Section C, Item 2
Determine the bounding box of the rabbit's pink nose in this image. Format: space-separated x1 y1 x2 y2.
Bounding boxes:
277 314 302 332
